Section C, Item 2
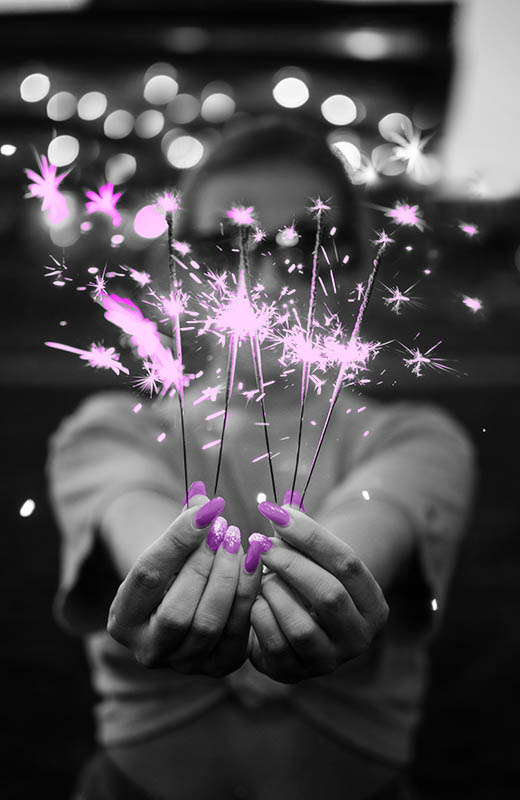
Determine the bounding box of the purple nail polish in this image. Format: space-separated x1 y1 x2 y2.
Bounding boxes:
282 489 305 511
244 533 272 574
223 524 241 554
206 516 227 551
258 501 291 527
194 497 225 528
185 480 207 505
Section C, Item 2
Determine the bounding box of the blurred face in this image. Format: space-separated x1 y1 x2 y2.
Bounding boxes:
189 159 347 383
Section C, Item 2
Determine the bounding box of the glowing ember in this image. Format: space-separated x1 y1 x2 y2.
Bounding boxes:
462 295 483 313
25 154 70 224
156 191 180 214
85 183 122 227
459 222 479 237
402 341 453 378
386 202 424 231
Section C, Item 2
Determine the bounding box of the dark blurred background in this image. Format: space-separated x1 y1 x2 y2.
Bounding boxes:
2 1 520 798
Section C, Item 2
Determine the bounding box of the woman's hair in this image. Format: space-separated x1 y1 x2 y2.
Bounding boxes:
175 114 367 267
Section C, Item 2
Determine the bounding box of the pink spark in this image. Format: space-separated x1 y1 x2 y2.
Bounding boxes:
402 341 453 378
253 227 267 243
25 154 70 224
459 222 479 237
101 293 184 394
88 269 108 300
173 240 191 256
129 268 151 287
45 341 129 375
202 438 222 450
85 183 122 227
462 295 483 313
278 224 299 245
382 283 417 315
372 230 395 248
193 385 221 405
386 203 424 231
226 205 256 227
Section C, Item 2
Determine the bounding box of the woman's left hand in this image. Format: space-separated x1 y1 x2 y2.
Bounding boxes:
248 501 389 683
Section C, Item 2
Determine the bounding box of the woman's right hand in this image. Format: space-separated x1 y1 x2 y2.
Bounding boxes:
107 482 263 677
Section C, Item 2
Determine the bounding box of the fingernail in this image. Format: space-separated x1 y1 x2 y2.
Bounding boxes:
223 524 241 554
244 533 273 574
206 516 227 551
258 501 291 527
185 480 207 505
282 489 305 511
194 497 225 528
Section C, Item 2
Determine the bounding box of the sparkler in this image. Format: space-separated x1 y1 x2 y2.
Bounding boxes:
289 198 330 503
212 207 278 501
25 154 70 225
300 232 392 505
157 191 189 498
85 183 122 227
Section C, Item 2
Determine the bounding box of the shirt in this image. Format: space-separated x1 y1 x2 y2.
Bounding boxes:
47 387 475 766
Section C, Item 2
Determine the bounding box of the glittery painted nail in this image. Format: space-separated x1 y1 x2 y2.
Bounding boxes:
185 480 207 505
282 489 305 511
206 516 228 551
194 497 225 529
223 524 241 554
244 532 273 574
258 501 291 527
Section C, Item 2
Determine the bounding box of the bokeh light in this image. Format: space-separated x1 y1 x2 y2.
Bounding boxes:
371 144 406 176
1 144 16 156
20 73 50 103
77 91 107 120
167 93 200 124
19 499 35 518
104 110 134 139
166 135 204 168
105 153 136 184
135 109 164 138
330 140 362 171
321 95 357 126
144 75 179 105
343 30 391 60
378 112 413 142
201 93 236 123
48 135 79 167
272 77 309 109
134 204 168 238
46 91 77 121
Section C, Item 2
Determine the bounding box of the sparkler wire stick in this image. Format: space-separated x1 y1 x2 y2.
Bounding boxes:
300 237 390 505
166 209 189 499
290 206 324 503
213 333 238 495
240 225 278 502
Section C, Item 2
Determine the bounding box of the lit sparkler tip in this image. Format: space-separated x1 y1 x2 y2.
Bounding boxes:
308 196 331 215
462 295 483 313
25 153 70 224
371 229 395 248
226 205 256 227
386 202 424 231
156 190 181 215
252 227 267 243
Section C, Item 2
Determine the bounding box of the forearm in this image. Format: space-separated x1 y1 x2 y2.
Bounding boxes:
318 499 415 592
100 490 179 579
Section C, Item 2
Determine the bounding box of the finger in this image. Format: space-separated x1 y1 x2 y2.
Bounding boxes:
250 595 302 681
258 502 383 616
109 494 226 631
184 480 209 510
223 531 263 641
144 517 229 651
260 538 363 639
174 526 242 657
261 572 335 666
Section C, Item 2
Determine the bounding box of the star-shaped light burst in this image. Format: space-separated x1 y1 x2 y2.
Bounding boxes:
382 282 419 315
372 229 395 249
389 126 433 176
462 295 483 313
45 341 129 375
85 183 122 227
308 196 331 216
88 268 108 301
226 205 256 227
25 155 70 224
386 202 424 231
402 341 454 378
101 293 184 395
128 268 152 287
204 272 274 347
252 227 267 244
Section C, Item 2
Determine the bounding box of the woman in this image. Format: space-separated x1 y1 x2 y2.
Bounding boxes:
48 116 475 799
